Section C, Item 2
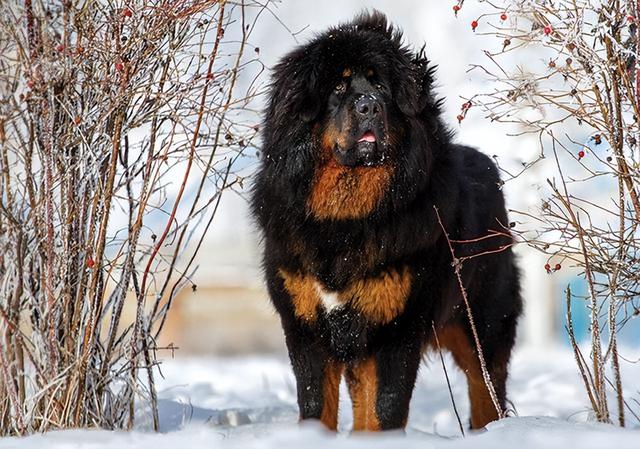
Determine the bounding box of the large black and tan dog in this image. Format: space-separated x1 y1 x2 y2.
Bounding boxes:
251 11 522 432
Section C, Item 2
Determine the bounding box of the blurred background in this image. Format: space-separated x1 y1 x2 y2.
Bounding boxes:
154 0 639 356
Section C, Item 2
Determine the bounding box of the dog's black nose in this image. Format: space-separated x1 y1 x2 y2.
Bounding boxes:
355 95 381 118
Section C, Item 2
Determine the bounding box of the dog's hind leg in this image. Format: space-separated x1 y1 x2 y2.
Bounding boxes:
438 320 515 429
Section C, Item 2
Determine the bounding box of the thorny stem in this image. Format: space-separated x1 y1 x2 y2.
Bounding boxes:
565 286 600 414
549 140 610 422
129 2 227 430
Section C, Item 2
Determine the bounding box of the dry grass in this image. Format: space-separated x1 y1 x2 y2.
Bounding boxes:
0 0 265 435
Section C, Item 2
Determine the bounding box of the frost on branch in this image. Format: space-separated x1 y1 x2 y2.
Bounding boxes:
0 0 264 435
466 0 640 426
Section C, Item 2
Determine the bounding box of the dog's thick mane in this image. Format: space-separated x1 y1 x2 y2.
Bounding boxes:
338 10 402 45
255 10 454 227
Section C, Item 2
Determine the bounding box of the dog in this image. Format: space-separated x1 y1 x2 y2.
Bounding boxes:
250 10 522 432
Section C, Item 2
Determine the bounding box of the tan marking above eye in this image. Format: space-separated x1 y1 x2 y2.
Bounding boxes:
367 68 374 77
342 68 352 78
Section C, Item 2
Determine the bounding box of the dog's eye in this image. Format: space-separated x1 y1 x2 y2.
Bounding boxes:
334 80 347 94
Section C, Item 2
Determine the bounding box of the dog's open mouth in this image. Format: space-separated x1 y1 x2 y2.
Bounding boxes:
332 129 385 167
357 131 376 143
352 130 383 166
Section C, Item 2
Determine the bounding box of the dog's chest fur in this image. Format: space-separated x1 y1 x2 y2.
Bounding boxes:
278 266 412 326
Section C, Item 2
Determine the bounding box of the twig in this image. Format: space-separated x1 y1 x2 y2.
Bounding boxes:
434 206 503 420
431 322 465 437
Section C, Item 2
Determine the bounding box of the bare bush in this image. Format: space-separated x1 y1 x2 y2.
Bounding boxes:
0 0 263 435
454 0 640 425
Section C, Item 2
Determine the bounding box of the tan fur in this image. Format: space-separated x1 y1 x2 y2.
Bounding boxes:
341 267 412 324
278 269 320 322
280 266 411 324
342 67 352 78
308 121 394 221
308 160 393 220
437 324 502 429
346 357 381 431
320 360 344 430
320 122 348 152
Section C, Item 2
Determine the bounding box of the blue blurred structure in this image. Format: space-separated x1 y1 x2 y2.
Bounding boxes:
555 277 640 345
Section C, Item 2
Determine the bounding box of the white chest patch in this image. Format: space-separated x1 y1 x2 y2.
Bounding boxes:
314 282 343 312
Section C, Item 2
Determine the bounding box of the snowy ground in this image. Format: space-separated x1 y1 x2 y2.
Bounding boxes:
1 347 639 448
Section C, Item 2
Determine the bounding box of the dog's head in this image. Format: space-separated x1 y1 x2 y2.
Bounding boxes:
259 11 445 221
321 64 394 167
265 11 440 166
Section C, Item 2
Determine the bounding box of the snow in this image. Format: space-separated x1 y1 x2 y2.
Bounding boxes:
3 418 637 449
2 346 639 448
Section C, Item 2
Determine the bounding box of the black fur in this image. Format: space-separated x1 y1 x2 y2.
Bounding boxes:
251 11 522 431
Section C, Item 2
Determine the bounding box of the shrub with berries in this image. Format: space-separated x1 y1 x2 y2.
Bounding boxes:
462 0 640 427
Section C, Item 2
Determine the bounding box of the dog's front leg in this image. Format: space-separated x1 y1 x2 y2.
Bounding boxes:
346 343 422 431
266 266 343 430
286 335 343 431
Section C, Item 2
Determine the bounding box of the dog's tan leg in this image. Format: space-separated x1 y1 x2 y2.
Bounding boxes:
345 357 381 431
437 324 509 429
319 360 344 430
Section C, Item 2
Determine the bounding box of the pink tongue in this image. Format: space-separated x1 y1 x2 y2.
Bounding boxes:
358 131 376 143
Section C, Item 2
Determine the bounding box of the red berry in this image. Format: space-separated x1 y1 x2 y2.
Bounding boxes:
27 80 34 89
500 13 508 21
115 62 124 72
123 8 132 18
87 258 95 268
56 44 65 52
453 5 461 12
457 114 464 123
578 150 585 159
74 116 82 125
462 101 472 110
544 263 551 272
471 20 479 31
544 25 553 35
627 15 634 23
554 263 561 271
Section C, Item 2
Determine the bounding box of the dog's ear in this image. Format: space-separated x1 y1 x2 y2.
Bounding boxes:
269 52 321 124
395 48 437 118
296 69 321 122
395 74 423 117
